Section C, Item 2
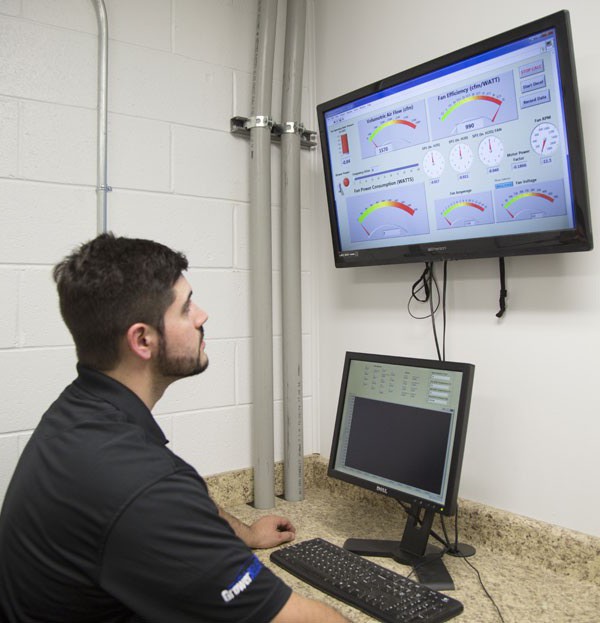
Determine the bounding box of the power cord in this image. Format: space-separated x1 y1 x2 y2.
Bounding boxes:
407 262 440 319
461 555 506 623
407 261 447 360
406 261 506 622
443 508 506 622
400 496 505 623
496 257 508 318
397 499 449 551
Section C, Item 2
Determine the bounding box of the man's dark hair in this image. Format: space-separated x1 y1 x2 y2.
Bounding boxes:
53 233 189 371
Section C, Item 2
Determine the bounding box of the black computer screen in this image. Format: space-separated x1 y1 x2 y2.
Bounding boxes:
317 10 592 267
329 352 475 516
345 397 450 495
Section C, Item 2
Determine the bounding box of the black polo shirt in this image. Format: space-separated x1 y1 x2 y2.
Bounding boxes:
0 365 291 623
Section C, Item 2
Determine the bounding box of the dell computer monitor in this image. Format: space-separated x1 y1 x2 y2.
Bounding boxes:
317 10 592 267
328 352 475 589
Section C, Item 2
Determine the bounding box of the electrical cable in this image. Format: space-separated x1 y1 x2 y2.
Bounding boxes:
406 261 506 622
441 515 452 549
408 262 445 361
397 500 449 550
496 257 508 318
442 261 448 362
461 556 507 623
414 261 447 363
407 263 440 320
454 508 459 551
453 507 506 622
428 264 442 361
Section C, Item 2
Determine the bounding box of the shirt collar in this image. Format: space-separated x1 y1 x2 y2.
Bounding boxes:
74 364 169 446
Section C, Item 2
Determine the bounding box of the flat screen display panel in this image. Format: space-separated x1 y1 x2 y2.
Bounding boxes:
317 11 592 267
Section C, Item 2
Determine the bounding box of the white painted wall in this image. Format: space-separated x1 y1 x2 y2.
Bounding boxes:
312 0 600 536
0 0 318 493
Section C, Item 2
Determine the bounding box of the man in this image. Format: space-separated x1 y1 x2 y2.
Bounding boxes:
0 234 348 622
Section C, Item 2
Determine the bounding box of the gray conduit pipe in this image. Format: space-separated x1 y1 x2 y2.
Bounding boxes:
91 0 109 234
250 0 278 509
281 0 307 502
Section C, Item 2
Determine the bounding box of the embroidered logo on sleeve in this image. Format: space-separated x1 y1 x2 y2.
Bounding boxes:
221 555 264 603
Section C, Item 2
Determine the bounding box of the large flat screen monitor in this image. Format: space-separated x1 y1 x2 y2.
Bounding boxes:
328 352 475 589
317 11 592 267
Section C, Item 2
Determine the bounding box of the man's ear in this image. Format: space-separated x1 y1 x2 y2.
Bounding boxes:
126 323 158 361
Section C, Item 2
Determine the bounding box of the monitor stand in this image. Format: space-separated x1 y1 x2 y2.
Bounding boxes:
343 503 475 591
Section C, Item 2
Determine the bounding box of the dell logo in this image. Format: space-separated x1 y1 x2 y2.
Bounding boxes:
376 485 388 494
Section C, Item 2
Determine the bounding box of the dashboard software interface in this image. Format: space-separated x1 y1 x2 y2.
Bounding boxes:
323 27 573 253
332 358 464 507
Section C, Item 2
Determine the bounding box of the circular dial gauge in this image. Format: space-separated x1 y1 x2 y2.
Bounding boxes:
422 149 445 178
449 143 473 173
478 135 504 166
531 122 559 155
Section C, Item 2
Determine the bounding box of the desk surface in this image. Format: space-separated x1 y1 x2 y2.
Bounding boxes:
224 487 600 623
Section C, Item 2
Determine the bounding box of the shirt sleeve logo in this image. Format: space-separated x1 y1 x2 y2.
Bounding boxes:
221 554 264 603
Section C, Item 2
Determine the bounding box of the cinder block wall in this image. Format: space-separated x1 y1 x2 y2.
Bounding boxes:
0 0 318 499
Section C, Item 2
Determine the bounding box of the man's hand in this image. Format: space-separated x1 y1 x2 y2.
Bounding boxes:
246 514 296 549
218 507 296 549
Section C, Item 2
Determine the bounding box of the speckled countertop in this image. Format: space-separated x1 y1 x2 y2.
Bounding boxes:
207 457 600 623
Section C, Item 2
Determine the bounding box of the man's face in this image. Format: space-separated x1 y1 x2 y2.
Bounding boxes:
156 275 209 380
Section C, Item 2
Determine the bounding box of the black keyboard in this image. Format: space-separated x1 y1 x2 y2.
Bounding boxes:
270 538 463 623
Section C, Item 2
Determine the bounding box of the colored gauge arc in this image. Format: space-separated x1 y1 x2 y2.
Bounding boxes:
441 94 503 122
358 200 415 223
368 119 418 143
503 191 554 218
442 200 486 226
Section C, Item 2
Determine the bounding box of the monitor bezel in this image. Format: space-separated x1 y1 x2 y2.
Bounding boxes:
316 10 592 268
327 352 475 516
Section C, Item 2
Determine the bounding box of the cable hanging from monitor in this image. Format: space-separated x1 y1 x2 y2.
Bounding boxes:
496 257 508 318
406 262 506 621
407 261 448 362
407 262 439 318
406 261 507 621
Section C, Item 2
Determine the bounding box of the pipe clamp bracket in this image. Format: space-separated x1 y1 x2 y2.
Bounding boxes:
230 116 316 149
279 121 305 135
244 115 273 130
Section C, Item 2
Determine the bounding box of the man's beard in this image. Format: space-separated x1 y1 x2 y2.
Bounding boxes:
156 331 208 380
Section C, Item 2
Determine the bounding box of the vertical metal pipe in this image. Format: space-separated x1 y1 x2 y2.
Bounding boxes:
281 0 306 501
250 0 278 509
91 0 109 234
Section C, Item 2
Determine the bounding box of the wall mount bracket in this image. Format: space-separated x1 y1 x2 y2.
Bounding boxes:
230 116 317 149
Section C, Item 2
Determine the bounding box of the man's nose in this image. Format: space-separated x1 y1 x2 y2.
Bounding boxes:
195 307 208 327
